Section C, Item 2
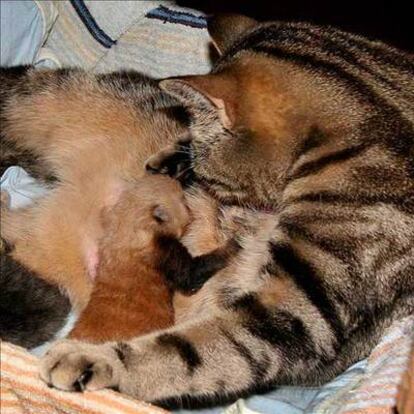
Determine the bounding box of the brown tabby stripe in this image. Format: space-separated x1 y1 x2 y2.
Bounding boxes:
331 28 414 72
295 127 327 158
279 24 410 94
231 294 319 360
219 327 269 382
293 191 414 214
224 23 413 91
251 43 394 110
289 144 368 180
278 219 359 264
268 243 345 342
157 334 202 374
98 71 186 121
222 25 410 119
113 342 134 367
280 209 364 226
269 22 413 72
198 174 248 193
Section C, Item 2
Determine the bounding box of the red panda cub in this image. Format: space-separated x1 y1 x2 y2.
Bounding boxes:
69 175 189 342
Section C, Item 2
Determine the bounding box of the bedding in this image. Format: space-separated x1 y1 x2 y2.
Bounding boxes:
33 0 212 77
0 0 44 66
0 341 166 414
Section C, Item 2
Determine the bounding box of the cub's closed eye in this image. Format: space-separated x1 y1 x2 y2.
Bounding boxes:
152 205 170 223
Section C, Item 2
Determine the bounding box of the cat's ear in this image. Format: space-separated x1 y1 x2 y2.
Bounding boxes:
160 75 237 129
207 14 258 55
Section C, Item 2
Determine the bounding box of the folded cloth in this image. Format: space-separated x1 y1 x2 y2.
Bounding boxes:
0 0 44 66
332 316 414 414
397 344 414 414
0 166 48 209
34 0 212 78
310 316 414 414
0 341 167 414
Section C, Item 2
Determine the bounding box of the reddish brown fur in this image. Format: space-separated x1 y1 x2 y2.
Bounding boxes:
70 176 189 342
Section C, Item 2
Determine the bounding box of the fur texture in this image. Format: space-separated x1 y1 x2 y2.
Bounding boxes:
0 247 72 349
3 15 414 410
0 191 71 349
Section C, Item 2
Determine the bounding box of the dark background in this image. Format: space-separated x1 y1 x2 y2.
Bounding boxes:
178 0 413 52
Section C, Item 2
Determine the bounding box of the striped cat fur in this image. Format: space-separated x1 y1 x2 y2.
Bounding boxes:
3 14 414 410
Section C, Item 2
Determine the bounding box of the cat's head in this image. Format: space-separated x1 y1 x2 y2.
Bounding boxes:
158 15 365 207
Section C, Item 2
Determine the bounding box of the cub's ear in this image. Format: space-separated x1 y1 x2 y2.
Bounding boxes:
159 75 238 129
208 14 258 55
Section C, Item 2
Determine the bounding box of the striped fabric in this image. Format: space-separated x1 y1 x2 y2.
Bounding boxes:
397 346 414 414
1 319 412 414
0 341 167 414
34 0 212 78
312 316 414 414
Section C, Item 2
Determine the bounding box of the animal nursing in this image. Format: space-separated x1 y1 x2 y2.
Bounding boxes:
1 12 413 411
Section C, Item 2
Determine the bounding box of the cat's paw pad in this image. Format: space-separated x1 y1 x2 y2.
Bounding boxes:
40 340 120 392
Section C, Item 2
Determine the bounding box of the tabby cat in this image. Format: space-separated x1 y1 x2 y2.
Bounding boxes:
7 14 414 410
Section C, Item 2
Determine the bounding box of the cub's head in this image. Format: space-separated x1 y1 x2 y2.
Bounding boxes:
159 15 368 207
82 175 189 280
100 175 190 252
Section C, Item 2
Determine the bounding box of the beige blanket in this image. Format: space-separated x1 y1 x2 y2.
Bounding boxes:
0 341 167 414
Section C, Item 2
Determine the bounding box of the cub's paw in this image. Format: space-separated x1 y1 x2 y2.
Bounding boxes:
40 340 122 392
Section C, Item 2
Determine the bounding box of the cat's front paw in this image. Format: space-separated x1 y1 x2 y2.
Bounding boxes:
40 340 122 392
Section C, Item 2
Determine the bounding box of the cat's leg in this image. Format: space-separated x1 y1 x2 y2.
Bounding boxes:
40 290 339 408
